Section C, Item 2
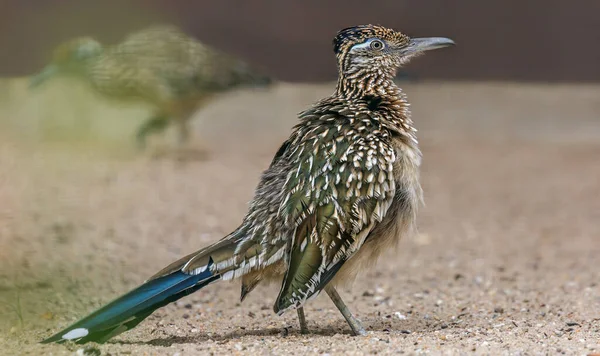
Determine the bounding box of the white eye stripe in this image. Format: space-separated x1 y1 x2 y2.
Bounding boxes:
350 42 372 52
350 39 385 52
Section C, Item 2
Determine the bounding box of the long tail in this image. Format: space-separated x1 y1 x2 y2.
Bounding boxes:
41 239 237 344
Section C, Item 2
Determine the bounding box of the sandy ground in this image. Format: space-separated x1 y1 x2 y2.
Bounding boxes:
0 80 599 355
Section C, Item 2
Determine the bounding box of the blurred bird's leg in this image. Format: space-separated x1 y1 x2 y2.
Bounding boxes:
325 285 367 336
297 307 309 334
136 114 169 149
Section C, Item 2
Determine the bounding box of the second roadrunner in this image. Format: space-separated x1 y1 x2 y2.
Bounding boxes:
42 25 454 344
29 25 272 152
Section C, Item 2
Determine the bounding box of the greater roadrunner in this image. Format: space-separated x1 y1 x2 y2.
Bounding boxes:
29 25 272 151
41 25 453 344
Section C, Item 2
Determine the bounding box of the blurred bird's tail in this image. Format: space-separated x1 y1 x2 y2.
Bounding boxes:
41 239 238 344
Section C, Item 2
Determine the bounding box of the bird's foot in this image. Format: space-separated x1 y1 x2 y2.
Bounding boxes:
325 285 367 336
349 319 367 336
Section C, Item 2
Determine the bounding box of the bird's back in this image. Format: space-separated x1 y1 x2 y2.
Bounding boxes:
88 25 271 102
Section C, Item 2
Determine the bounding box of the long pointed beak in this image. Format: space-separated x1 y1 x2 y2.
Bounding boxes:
401 37 455 55
29 65 58 89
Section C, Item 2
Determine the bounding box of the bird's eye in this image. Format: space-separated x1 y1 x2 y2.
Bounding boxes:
370 40 384 50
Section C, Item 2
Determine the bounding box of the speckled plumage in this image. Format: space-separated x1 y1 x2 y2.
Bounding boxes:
159 25 431 312
42 25 453 344
30 25 272 150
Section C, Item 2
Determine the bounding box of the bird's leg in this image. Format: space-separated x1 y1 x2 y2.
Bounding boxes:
297 307 309 334
325 285 366 336
136 114 169 149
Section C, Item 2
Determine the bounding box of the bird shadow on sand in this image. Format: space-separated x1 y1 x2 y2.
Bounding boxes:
110 317 443 347
111 323 358 347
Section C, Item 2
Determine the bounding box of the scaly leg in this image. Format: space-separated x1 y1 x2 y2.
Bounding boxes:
297 307 308 334
325 285 366 336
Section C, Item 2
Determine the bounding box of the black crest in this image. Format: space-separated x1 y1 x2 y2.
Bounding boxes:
333 25 377 54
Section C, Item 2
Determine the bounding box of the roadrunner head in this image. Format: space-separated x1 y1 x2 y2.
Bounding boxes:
333 25 454 96
30 37 104 88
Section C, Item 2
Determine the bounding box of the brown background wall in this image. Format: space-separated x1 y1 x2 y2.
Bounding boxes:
1 0 599 82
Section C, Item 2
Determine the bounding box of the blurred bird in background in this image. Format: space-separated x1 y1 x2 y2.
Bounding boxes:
29 25 273 156
41 24 453 344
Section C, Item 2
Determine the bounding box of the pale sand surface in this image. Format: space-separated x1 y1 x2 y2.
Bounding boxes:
0 81 598 355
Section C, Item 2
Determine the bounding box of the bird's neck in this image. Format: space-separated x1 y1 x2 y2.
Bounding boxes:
335 68 417 144
78 56 121 95
335 66 400 99
71 58 99 83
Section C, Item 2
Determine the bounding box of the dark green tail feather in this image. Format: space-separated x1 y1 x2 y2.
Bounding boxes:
41 261 219 344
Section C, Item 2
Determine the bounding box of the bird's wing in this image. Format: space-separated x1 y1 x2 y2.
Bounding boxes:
106 26 208 93
274 111 397 313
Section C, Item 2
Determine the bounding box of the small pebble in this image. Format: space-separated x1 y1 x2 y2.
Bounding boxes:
395 312 407 320
40 311 54 320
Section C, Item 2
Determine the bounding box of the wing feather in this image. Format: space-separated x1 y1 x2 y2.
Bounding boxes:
274 112 396 313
